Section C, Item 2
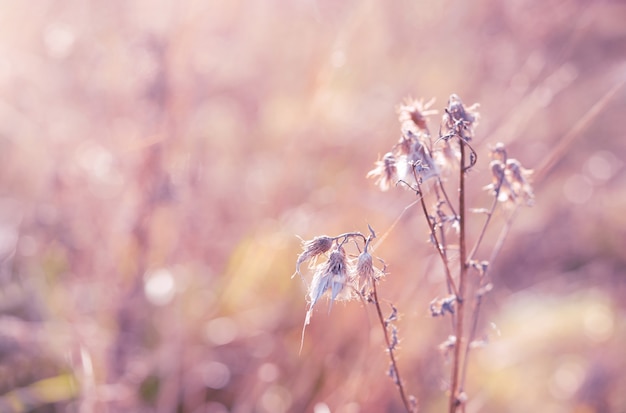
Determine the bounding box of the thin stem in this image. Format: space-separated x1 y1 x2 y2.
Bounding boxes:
332 232 368 244
449 138 468 413
436 176 458 218
467 186 501 262
415 179 459 298
371 282 415 413
459 206 519 391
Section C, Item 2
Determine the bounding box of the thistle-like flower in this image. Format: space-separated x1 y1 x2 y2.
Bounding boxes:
354 250 381 295
397 97 438 134
441 94 480 142
294 235 333 279
305 246 352 325
367 152 399 191
484 143 534 206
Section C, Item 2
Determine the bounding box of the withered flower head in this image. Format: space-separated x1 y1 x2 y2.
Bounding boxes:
367 152 399 191
308 246 350 309
354 250 383 294
484 148 534 207
397 97 438 133
506 159 534 205
408 140 438 181
489 142 507 163
294 235 333 278
441 94 480 141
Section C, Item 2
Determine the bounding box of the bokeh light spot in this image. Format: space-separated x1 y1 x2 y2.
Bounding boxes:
314 402 331 413
585 151 619 181
144 268 176 306
204 317 238 346
549 357 585 400
258 362 279 383
202 362 230 390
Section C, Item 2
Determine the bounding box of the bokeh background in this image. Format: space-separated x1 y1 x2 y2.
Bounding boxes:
0 0 625 412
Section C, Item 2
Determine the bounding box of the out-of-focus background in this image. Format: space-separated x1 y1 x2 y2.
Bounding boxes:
0 1 625 412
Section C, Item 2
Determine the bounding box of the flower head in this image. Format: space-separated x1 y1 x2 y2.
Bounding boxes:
367 152 399 191
441 94 480 141
294 235 333 279
483 144 534 207
305 246 353 325
397 97 438 134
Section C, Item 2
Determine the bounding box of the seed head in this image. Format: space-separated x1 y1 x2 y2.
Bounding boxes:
367 152 399 191
441 94 480 141
355 250 375 294
308 246 350 312
483 145 534 207
294 235 334 279
398 97 438 133
506 159 534 205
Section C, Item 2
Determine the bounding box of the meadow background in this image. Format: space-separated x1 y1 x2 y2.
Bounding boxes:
0 0 625 412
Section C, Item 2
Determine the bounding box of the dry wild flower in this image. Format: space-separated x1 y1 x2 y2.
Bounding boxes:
484 143 534 206
367 152 399 191
293 235 333 279
506 159 534 205
305 246 352 325
353 250 383 297
406 139 438 181
397 97 438 134
441 94 480 142
429 295 457 317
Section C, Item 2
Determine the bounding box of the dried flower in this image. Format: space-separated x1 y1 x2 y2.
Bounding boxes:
305 246 352 325
506 159 534 205
429 295 457 317
483 143 534 207
355 250 375 294
367 152 399 191
407 140 438 181
441 94 480 142
489 142 507 163
398 97 438 134
294 235 333 279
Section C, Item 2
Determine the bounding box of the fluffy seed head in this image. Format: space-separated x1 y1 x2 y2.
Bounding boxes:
294 235 333 278
367 152 399 191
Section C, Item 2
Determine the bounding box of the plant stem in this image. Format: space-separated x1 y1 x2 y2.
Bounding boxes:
416 180 459 298
449 138 468 413
371 282 415 413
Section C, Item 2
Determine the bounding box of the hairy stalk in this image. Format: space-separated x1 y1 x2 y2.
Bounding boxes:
449 138 468 413
371 282 415 413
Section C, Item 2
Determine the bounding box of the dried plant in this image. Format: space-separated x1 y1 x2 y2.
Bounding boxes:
294 94 534 412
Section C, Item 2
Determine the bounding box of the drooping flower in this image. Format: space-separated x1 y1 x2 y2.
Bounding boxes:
305 246 351 325
294 235 333 279
483 143 534 207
